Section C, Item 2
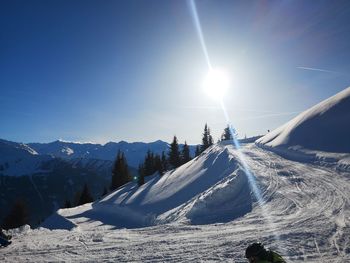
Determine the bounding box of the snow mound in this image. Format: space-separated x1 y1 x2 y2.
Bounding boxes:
42 144 253 229
256 87 350 168
157 168 252 225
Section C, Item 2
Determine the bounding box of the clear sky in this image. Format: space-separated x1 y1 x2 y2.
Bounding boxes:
1 0 350 145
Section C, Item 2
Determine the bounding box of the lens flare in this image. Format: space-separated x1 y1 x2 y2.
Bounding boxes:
188 0 282 249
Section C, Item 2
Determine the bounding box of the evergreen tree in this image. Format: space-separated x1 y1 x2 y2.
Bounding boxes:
222 125 233 141
168 136 181 168
201 123 213 152
2 199 29 230
110 151 131 191
78 183 93 205
120 152 131 183
161 151 168 174
144 150 155 176
195 145 201 157
139 149 168 178
181 141 191 164
154 154 163 175
208 128 213 146
137 164 145 186
110 150 122 191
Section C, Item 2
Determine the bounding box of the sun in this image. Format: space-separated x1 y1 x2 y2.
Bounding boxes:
203 68 230 100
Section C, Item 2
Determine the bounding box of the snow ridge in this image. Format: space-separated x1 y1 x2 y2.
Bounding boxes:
256 87 350 170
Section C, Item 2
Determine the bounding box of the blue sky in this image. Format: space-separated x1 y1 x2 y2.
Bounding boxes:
1 0 350 144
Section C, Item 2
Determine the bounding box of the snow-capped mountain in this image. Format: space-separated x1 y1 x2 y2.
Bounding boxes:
256 87 350 170
0 139 113 226
0 139 53 177
28 140 197 167
0 138 188 227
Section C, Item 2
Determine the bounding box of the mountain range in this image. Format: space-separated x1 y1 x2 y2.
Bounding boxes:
0 139 196 226
28 139 195 168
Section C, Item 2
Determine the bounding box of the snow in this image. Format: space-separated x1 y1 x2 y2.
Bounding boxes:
2 142 349 262
61 146 74 156
256 87 350 170
0 139 53 176
42 145 243 229
1 88 350 262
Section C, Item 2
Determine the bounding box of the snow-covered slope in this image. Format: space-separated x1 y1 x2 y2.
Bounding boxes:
256 87 350 169
42 144 252 229
2 87 350 261
3 143 349 262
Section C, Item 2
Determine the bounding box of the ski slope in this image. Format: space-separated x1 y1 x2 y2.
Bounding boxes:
1 143 349 262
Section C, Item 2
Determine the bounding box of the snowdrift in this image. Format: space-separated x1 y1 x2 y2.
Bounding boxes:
157 168 252 225
42 144 253 230
256 87 350 169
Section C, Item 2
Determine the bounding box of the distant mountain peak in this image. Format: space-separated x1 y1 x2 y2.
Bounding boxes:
56 139 97 145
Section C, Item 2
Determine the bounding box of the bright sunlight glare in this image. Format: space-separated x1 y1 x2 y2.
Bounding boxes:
203 68 230 100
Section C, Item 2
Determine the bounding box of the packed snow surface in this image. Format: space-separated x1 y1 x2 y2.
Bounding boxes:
2 143 349 262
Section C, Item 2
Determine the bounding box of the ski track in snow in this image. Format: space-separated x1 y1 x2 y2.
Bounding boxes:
1 144 349 262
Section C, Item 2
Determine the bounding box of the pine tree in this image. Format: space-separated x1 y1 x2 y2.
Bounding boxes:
140 150 161 177
201 123 213 152
111 150 122 191
222 125 233 141
208 128 213 146
137 164 145 186
120 152 131 184
168 136 181 168
2 199 30 230
195 145 201 157
154 154 163 175
78 183 93 205
144 150 155 176
161 151 168 174
110 151 131 191
181 141 191 164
